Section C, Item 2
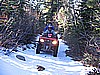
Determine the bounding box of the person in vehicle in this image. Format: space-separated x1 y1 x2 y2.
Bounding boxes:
44 23 55 31
42 25 56 37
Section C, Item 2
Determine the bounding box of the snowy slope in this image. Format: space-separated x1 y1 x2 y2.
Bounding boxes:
0 37 94 75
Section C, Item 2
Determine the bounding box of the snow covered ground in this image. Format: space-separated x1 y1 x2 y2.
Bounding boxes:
0 36 95 75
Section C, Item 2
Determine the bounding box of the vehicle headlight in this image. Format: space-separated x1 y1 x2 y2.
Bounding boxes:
52 40 57 45
40 39 44 42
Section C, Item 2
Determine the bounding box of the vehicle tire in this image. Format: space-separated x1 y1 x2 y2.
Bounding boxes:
36 43 41 54
53 46 58 57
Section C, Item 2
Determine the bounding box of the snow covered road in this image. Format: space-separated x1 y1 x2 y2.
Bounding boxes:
0 39 94 75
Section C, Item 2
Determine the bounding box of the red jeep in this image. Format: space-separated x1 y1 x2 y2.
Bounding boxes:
36 33 59 57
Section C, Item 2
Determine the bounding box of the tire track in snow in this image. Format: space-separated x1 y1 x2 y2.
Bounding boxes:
15 52 82 66
0 55 53 75
14 52 90 75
